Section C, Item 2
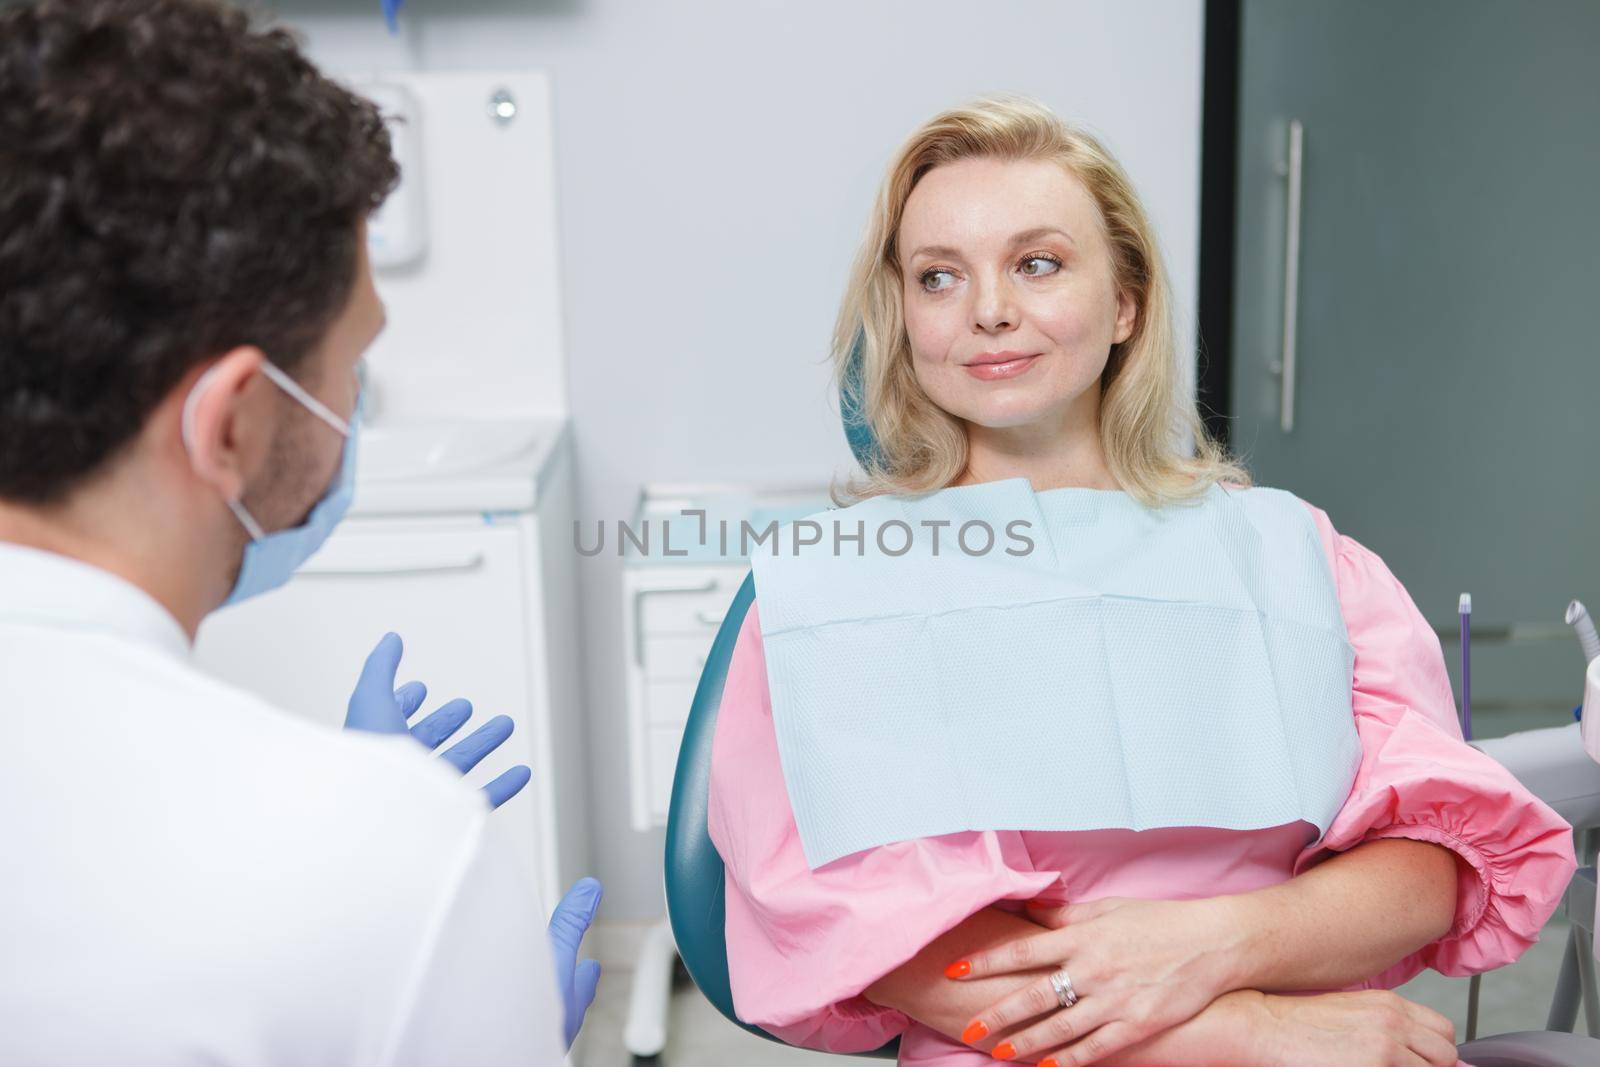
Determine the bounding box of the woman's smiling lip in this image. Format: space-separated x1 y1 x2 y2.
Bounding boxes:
964 351 1041 380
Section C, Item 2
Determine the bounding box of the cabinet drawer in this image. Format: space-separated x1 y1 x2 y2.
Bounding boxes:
644 677 699 726
642 633 714 680
647 723 687 824
196 520 530 736
634 570 743 633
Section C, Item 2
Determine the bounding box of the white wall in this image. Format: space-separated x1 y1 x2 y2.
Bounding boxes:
275 0 1205 921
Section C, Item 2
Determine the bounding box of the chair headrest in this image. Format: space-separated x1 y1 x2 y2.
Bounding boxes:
840 332 882 469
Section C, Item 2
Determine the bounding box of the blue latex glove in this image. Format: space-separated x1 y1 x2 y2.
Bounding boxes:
382 0 403 33
346 632 533 809
548 877 604 1049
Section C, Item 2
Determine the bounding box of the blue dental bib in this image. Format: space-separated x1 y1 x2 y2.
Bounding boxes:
750 481 1361 870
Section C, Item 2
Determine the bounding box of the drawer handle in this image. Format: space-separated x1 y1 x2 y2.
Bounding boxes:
693 609 725 626
299 551 486 577
633 580 719 666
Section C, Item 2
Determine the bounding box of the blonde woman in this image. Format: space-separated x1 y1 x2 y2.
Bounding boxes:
707 97 1573 1066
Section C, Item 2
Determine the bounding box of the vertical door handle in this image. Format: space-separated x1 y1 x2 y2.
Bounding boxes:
1274 119 1305 434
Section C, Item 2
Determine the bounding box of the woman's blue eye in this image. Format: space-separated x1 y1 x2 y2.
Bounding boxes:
921 269 956 292
1020 255 1061 277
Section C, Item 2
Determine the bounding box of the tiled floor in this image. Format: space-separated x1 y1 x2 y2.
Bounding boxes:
574 971 836 1066
574 919 1586 1066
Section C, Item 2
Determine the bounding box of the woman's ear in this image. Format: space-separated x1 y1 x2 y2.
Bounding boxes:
1113 288 1138 345
181 346 270 503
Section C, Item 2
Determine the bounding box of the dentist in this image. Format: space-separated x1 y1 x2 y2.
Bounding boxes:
0 0 597 1062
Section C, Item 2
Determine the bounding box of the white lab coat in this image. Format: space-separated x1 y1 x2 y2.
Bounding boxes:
0 543 565 1066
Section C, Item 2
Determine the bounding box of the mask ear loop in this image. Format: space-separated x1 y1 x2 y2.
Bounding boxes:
258 362 352 438
180 363 268 542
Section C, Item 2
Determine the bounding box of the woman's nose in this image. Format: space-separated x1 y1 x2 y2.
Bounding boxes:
971 274 1018 333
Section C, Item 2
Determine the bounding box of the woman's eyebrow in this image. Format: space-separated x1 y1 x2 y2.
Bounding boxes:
905 242 962 263
905 227 1076 263
1009 226 1076 248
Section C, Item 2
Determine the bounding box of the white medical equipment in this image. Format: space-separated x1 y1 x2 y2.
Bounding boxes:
1469 594 1600 1038
193 71 589 921
1585 659 1600 769
1472 724 1600 1037
360 81 428 270
1568 601 1600 667
1574 601 1600 766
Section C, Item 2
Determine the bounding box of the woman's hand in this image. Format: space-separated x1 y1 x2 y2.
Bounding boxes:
944 896 1251 1065
1246 990 1458 1066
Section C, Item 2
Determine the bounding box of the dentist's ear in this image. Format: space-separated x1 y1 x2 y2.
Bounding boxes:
179 346 272 502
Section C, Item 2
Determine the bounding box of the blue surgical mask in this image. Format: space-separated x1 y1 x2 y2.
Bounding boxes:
182 360 360 606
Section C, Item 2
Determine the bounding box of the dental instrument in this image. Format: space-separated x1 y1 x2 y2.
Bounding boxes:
1460 594 1473 741
1568 600 1600 665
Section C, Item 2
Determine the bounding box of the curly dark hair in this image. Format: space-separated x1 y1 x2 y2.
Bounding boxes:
0 0 398 503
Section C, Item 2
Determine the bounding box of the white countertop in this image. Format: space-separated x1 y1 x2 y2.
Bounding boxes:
350 415 569 515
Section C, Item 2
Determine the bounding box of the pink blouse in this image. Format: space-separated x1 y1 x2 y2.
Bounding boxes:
707 502 1577 1065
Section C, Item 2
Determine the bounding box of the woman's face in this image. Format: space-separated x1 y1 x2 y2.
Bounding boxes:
898 157 1135 434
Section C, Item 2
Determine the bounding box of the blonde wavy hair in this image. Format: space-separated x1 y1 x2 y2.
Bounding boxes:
834 96 1247 507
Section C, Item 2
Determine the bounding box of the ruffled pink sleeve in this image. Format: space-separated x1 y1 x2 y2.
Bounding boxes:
1296 504 1577 986
707 602 1059 1052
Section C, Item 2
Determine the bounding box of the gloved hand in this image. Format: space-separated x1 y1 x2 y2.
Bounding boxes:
549 877 604 1049
345 632 533 809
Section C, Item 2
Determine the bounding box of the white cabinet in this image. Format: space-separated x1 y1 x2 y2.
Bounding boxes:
199 518 530 739
623 565 747 830
620 486 829 831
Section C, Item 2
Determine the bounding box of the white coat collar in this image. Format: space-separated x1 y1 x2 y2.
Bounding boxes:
0 541 191 660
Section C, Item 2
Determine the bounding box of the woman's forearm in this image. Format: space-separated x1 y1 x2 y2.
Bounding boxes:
1214 837 1459 992
1094 991 1267 1067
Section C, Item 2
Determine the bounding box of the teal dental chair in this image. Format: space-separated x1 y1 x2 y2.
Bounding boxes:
659 345 1600 1066
662 568 1599 1065
663 567 898 1060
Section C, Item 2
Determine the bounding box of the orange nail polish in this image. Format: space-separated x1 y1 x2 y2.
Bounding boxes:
961 1021 989 1044
1041 1059 1060 1067
945 959 972 979
993 1042 1017 1061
